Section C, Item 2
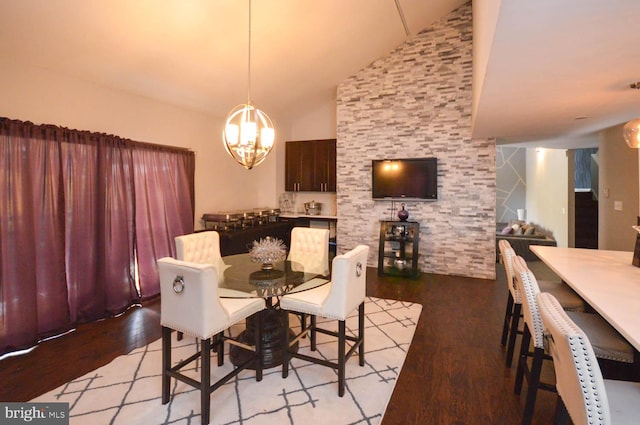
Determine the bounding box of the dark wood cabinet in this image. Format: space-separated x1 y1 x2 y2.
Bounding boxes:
285 141 301 191
285 139 336 192
378 221 420 278
314 138 336 192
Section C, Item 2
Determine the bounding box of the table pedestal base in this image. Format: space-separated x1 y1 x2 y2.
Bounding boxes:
229 309 298 369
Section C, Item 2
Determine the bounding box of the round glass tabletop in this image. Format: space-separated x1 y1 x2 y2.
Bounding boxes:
219 253 329 298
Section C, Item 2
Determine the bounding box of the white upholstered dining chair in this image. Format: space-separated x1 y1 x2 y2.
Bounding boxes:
280 244 369 397
158 257 266 425
175 231 229 281
511 256 633 425
287 226 330 277
538 292 640 425
499 239 585 367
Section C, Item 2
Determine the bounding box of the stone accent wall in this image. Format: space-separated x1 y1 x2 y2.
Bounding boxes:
336 2 496 279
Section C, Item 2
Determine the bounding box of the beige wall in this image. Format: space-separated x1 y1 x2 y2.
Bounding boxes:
598 124 639 250
0 59 283 229
526 148 569 247
471 0 502 133
275 90 338 215
524 131 640 252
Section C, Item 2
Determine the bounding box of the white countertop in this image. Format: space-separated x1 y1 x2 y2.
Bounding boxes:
531 245 640 351
279 213 337 220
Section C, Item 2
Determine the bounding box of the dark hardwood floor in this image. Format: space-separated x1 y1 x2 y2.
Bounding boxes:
0 263 558 424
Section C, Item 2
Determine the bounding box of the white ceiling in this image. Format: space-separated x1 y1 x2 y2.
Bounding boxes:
473 0 640 149
0 0 466 121
1 0 638 149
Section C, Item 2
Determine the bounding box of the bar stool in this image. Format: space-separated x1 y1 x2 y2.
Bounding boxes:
512 256 633 425
280 245 369 396
499 240 585 367
538 292 640 425
158 257 266 425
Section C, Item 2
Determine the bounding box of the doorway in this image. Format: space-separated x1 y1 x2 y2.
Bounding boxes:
573 148 599 249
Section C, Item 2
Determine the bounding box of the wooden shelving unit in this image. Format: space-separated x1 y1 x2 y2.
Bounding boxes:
377 220 420 279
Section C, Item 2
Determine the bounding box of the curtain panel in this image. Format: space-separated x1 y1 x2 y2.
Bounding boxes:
133 147 195 299
0 118 195 355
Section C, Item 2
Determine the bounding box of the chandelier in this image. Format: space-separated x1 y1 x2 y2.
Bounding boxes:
623 82 640 148
222 0 275 170
623 118 640 148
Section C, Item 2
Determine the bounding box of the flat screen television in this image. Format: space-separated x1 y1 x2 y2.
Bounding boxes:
371 157 438 200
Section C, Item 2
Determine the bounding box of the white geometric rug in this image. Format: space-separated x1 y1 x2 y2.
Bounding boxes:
33 297 422 425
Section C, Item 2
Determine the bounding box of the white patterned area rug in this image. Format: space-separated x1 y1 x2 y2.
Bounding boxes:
33 297 422 425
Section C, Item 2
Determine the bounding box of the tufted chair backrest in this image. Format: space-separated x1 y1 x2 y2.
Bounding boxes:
175 231 222 264
157 257 230 340
537 292 611 425
512 255 545 349
321 245 369 320
175 231 227 281
287 227 330 276
498 239 521 303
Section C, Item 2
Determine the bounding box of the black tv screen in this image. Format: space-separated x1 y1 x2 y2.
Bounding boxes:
372 158 438 200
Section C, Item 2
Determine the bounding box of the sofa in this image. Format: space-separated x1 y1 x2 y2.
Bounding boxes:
495 221 557 262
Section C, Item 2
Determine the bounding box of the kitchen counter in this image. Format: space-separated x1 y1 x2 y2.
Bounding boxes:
279 213 337 258
217 221 294 256
279 213 337 220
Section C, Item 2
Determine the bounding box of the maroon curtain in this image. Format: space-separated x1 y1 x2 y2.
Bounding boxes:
61 133 138 323
0 123 70 351
0 118 194 354
133 146 195 300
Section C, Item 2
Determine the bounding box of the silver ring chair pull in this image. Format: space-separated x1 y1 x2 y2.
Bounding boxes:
172 276 185 293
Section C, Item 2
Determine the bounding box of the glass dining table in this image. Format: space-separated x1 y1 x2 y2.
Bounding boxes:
219 253 330 369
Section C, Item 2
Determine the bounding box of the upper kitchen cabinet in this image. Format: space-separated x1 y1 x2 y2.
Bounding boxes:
285 139 336 192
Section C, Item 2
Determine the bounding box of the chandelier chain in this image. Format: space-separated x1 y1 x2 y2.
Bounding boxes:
222 0 275 170
247 0 252 103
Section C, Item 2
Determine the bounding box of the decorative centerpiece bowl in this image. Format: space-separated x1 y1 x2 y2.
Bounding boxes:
249 237 287 270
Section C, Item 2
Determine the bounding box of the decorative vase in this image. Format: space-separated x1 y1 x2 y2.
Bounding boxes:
248 237 287 270
397 203 409 221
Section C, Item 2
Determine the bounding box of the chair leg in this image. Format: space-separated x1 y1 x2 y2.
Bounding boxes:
310 315 317 351
200 338 211 425
161 326 171 404
506 303 522 367
514 325 531 395
338 320 346 397
215 331 224 367
554 395 570 425
358 302 365 366
282 310 290 379
300 313 307 334
520 347 544 425
501 292 514 346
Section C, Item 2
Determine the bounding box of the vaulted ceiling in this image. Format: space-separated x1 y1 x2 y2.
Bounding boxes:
1 0 639 149
473 0 640 149
0 0 466 120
